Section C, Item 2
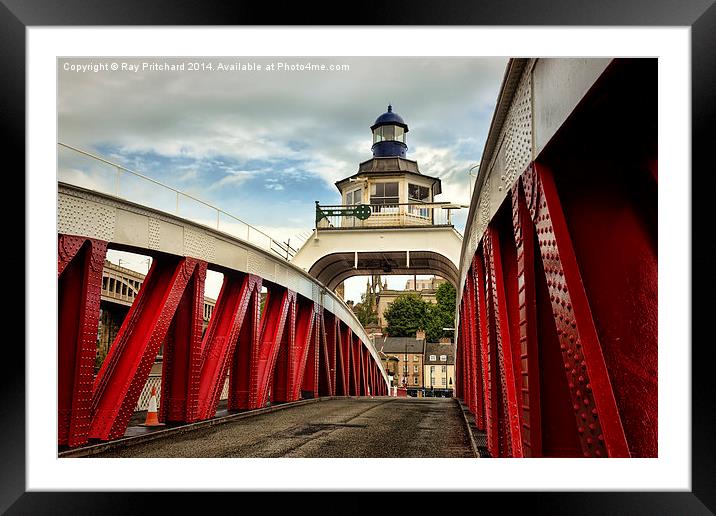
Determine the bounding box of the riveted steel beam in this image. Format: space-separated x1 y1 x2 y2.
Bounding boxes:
58 235 108 447
89 256 205 441
161 260 207 423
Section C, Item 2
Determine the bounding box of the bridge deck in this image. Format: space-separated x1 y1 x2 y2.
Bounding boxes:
85 397 474 458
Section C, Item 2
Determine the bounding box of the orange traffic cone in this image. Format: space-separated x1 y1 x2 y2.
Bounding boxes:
141 386 165 427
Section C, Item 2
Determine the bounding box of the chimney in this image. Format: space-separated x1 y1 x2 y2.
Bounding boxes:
416 329 426 340
439 337 451 344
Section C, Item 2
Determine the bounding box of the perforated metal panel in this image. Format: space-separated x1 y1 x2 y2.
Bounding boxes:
148 219 161 250
285 269 300 293
184 227 215 262
58 195 116 242
459 63 534 305
503 71 532 189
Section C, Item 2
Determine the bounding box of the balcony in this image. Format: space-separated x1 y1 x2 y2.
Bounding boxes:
315 201 460 230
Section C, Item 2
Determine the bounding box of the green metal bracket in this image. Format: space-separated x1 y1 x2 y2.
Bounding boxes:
315 201 371 226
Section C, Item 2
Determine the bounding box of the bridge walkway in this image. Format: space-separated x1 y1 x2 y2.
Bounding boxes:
83 397 474 458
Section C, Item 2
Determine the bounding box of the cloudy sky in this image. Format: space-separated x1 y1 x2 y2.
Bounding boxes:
58 56 507 302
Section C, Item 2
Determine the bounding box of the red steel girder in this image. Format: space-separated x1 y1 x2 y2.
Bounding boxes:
318 312 337 396
271 297 312 403
227 279 262 411
256 285 296 407
334 323 348 396
160 260 207 423
300 305 322 399
350 333 361 396
523 162 630 457
467 261 486 430
474 247 498 456
338 325 353 396
510 182 543 457
195 273 261 418
484 231 524 458
89 256 206 441
57 235 108 447
359 343 368 396
459 298 471 411
285 300 318 401
455 302 465 401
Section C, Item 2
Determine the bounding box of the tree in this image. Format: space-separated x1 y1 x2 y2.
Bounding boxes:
427 282 457 342
383 283 457 341
354 292 378 327
383 292 428 337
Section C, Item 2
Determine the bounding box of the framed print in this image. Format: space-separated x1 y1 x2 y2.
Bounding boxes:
8 0 716 513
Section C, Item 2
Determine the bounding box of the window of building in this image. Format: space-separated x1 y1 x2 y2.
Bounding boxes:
413 365 418 373
373 125 405 144
408 184 430 202
429 354 436 361
346 187 362 205
414 377 419 385
403 365 408 373
413 355 418 362
440 355 447 362
430 365 435 373
370 182 399 209
442 365 446 373
394 126 405 143
442 378 447 386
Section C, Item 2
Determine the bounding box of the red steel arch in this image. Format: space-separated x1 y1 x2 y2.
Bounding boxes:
58 234 388 447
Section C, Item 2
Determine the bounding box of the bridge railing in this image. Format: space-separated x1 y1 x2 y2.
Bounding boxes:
58 143 297 260
316 201 460 229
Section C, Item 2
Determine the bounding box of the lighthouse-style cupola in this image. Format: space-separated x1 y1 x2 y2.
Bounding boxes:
371 104 409 158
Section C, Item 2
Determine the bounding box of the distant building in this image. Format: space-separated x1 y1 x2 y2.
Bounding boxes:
378 351 400 387
377 331 426 396
404 276 447 291
423 341 455 397
375 275 445 328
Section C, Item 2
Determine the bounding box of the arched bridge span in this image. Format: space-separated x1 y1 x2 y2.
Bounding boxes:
58 183 389 448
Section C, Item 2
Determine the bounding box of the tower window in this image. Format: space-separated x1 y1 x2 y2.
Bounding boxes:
370 182 399 208
346 188 362 205
373 124 405 144
408 184 430 202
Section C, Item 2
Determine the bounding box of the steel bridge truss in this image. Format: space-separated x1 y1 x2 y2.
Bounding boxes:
58 236 387 447
456 162 657 458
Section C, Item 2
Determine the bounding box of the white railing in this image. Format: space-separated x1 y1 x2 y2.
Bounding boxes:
134 374 230 411
316 201 461 229
58 143 297 260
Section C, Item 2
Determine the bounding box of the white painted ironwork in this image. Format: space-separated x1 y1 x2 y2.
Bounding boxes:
135 374 230 411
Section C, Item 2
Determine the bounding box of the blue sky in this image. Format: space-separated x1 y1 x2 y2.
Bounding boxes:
58 57 507 301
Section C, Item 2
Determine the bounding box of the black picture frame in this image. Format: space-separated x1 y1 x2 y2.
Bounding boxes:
6 0 714 513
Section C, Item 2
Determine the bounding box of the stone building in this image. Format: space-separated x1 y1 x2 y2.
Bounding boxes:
423 341 455 397
377 331 426 396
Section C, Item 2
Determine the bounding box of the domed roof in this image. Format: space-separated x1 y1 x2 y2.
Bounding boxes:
371 105 408 130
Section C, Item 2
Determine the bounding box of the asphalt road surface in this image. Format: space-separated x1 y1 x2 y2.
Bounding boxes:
91 397 475 458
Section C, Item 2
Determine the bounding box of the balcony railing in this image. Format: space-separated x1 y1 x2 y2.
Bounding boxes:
315 201 460 230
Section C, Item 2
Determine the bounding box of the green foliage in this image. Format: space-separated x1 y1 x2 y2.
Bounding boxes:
429 282 456 341
383 292 428 337
355 291 378 326
383 283 456 342
435 282 456 311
